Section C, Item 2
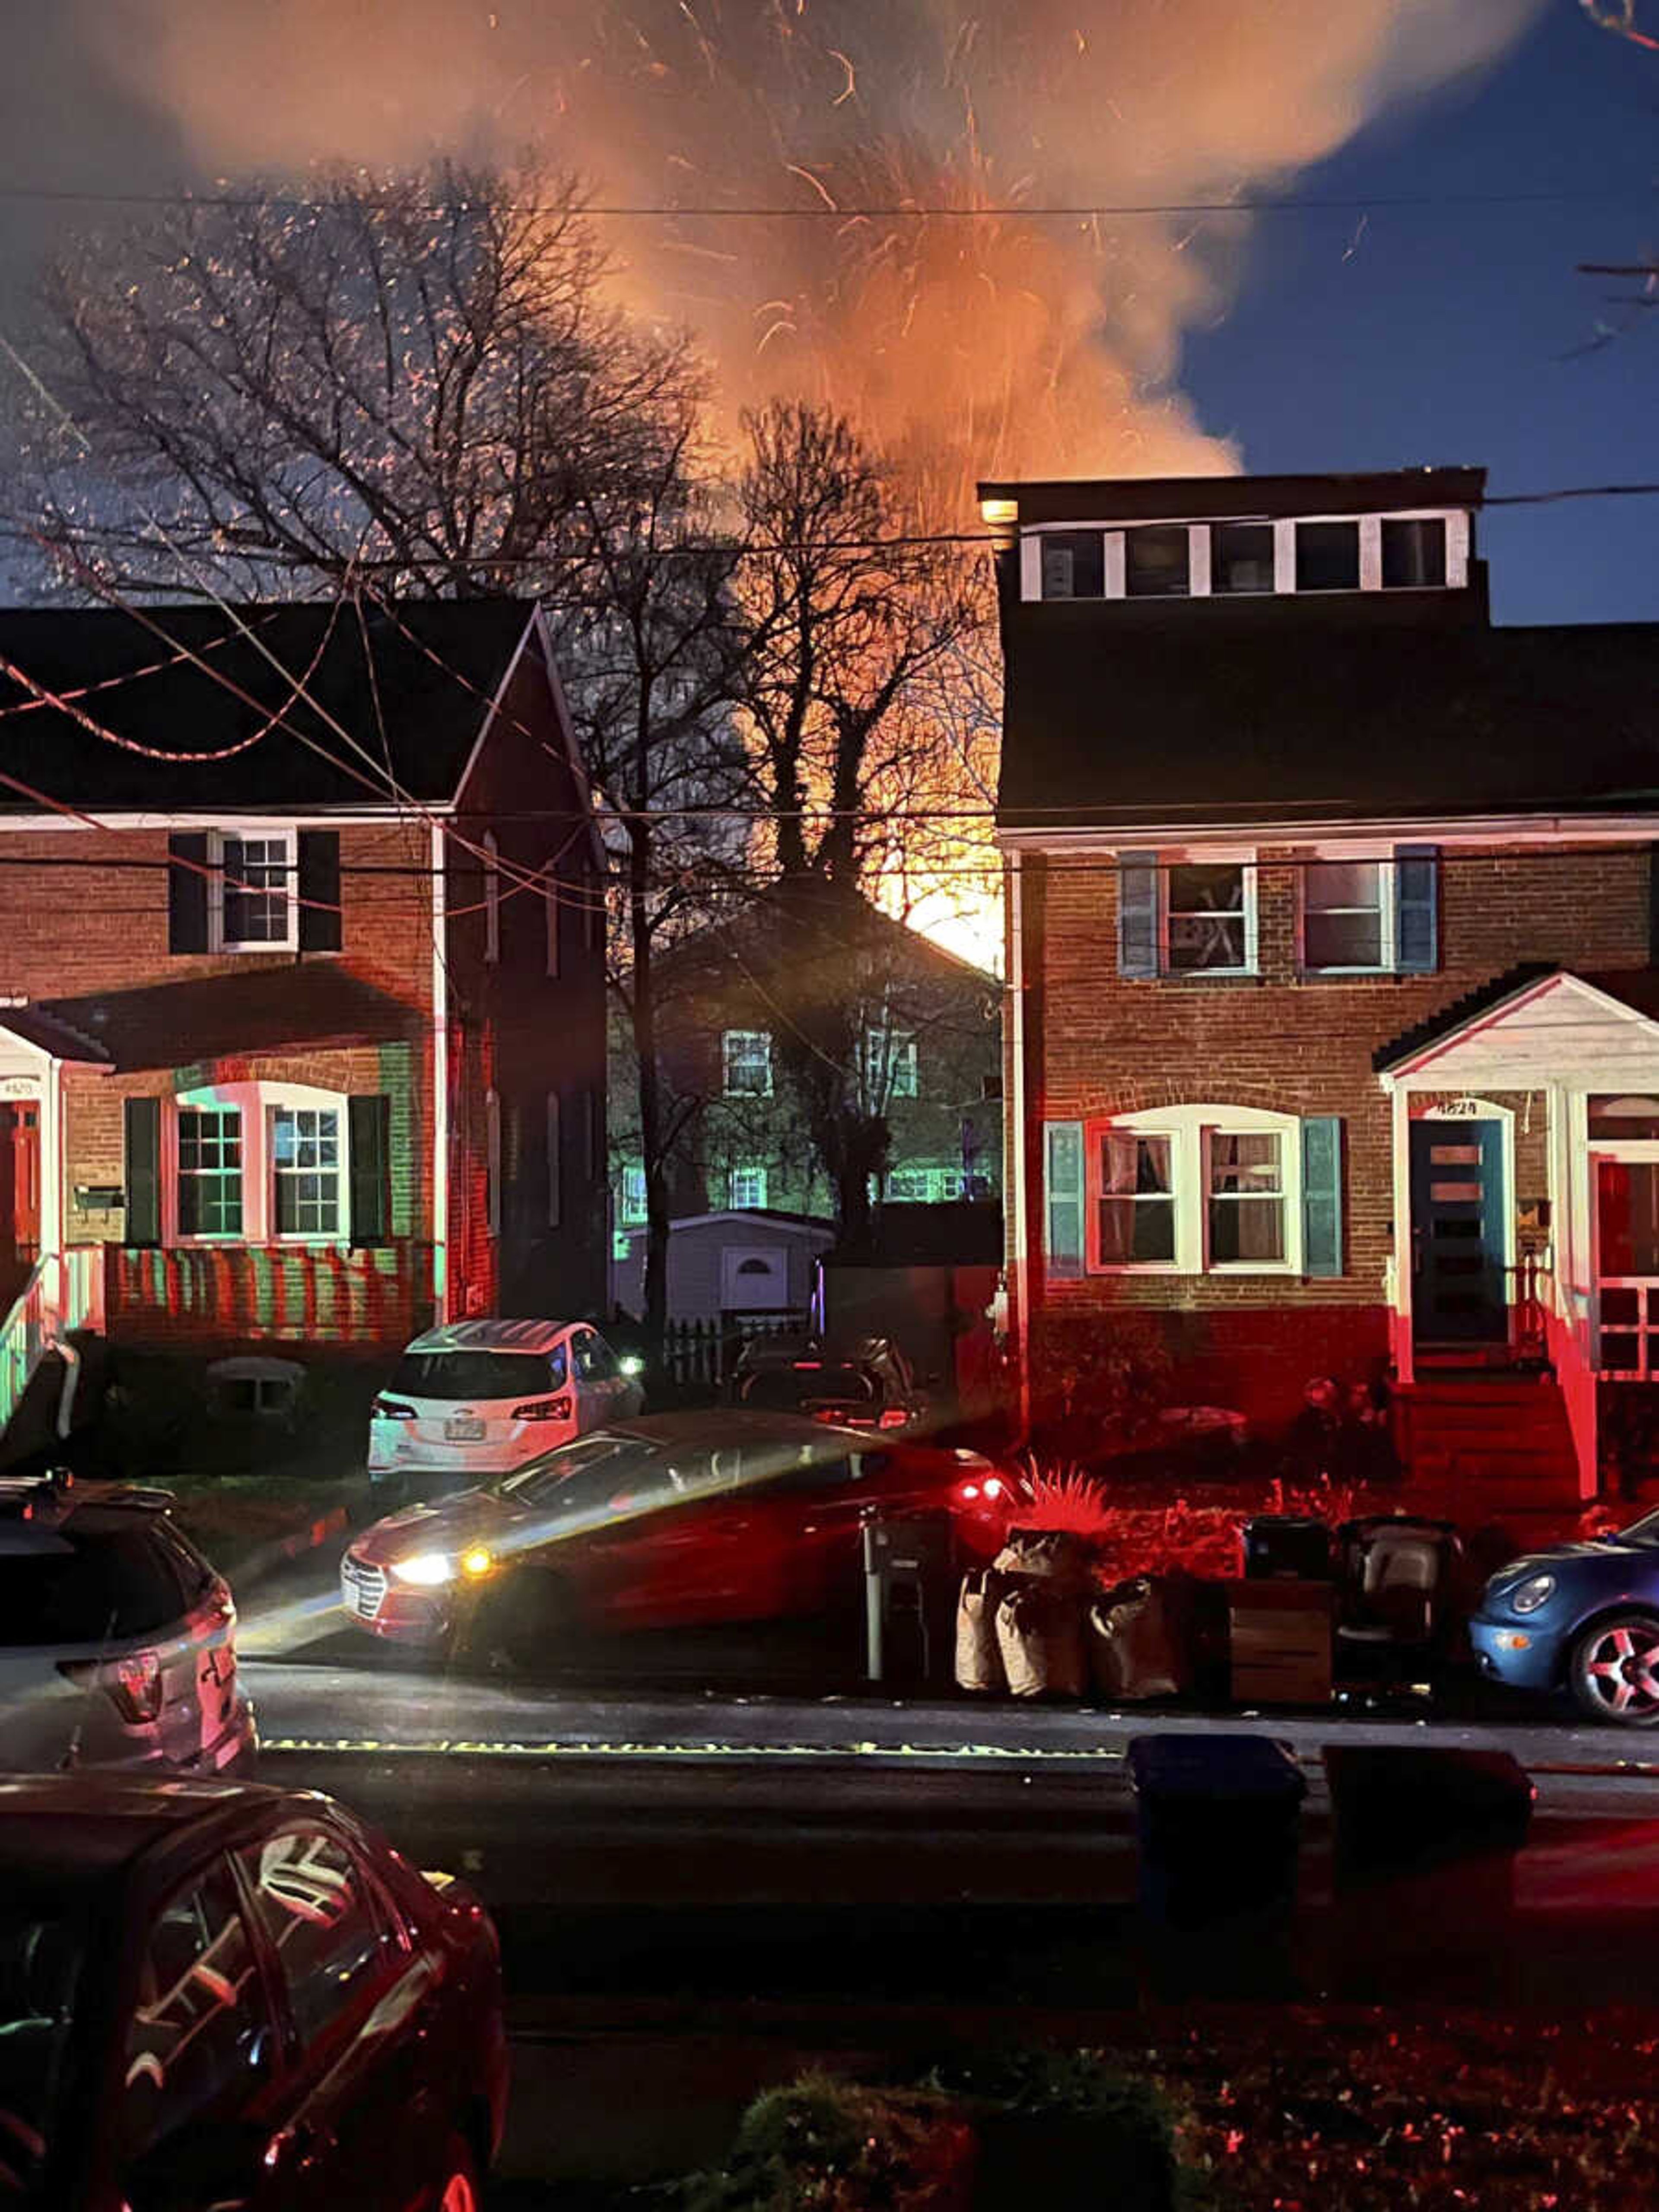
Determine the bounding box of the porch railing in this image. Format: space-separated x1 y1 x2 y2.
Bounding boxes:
0 1248 107 1439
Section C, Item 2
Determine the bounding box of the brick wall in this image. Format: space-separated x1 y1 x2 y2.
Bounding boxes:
1015 840 1653 1421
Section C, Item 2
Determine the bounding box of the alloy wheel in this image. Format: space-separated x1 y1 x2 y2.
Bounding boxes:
1581 1620 1659 1719
439 2171 479 2212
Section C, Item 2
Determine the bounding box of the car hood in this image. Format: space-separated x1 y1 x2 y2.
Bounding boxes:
353 1491 506 1563
1487 1541 1652 1586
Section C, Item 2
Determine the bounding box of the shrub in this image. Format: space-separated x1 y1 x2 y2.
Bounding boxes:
685 2074 972 2211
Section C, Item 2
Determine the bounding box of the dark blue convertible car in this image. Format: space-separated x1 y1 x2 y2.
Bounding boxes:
1471 1506 1659 1724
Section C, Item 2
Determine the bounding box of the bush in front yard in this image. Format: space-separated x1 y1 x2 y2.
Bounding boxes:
917 2047 1180 2212
684 2075 972 2211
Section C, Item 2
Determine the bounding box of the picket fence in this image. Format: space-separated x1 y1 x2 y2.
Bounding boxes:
660 1310 807 1392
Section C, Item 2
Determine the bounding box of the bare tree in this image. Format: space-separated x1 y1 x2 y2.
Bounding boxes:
561 413 750 1354
731 400 982 1253
3 162 689 600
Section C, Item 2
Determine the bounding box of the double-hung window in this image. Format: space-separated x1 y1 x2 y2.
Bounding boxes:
1301 847 1439 974
215 832 295 950
272 1107 341 1236
1206 1131 1286 1264
863 1028 918 1101
177 1108 243 1236
1097 1132 1176 1263
728 1164 767 1210
1120 856 1256 978
723 1030 772 1098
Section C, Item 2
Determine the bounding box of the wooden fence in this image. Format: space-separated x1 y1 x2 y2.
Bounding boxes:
661 1310 808 1393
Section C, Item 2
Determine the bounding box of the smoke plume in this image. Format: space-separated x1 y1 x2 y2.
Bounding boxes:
77 0 1542 489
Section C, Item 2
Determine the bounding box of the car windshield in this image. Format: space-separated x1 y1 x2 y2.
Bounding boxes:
0 1904 83 2197
389 1350 557 1402
0 1521 185 1646
497 1436 742 1522
741 1365 876 1412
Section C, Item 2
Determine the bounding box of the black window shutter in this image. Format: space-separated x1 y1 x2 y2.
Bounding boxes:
297 830 342 952
1394 845 1440 973
348 1093 391 1245
167 834 210 954
124 1098 162 1246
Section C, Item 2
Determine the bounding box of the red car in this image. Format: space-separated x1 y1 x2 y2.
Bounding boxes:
340 1409 1026 1658
0 1773 508 2211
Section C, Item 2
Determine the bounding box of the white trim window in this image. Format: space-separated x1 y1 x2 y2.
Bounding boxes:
619 1160 646 1224
177 1106 244 1237
728 1164 767 1210
863 1027 918 1101
483 833 501 966
213 830 296 951
270 1106 341 1236
1089 1105 1301 1275
1303 858 1390 973
723 1030 773 1098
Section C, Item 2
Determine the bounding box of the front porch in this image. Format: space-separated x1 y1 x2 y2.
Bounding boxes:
1380 968 1659 1502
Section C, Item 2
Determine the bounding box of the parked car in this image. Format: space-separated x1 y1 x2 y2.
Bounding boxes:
0 1771 507 2209
1470 1505 1659 1723
369 1317 645 1500
341 1408 1027 1659
0 1473 255 1778
731 1336 929 1433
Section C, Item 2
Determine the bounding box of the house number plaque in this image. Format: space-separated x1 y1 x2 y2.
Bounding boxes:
1433 1097 1484 1119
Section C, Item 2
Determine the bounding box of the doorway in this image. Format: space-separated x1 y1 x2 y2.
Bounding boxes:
1409 1118 1507 1345
0 1102 41 1268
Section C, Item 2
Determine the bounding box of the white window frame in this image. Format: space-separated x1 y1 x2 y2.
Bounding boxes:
174 1103 246 1241
863 1027 918 1101
1300 850 1396 975
728 1163 768 1211
167 1080 350 1246
1088 1103 1302 1277
483 833 501 966
210 827 297 953
1019 509 1468 603
619 1160 646 1225
723 1030 773 1099
1160 854 1258 977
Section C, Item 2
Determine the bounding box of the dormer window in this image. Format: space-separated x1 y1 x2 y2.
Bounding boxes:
1040 532 1104 601
1124 525 1189 599
1211 522 1275 595
1382 517 1446 588
1295 520 1360 593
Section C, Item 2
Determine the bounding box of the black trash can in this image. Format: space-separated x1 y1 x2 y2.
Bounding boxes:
1128 1732 1306 1929
1243 1515 1334 1582
861 1510 956 1684
1322 1744 1535 1880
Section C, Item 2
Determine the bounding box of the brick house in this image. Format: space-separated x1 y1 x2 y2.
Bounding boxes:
0 599 607 1387
984 464 1659 1505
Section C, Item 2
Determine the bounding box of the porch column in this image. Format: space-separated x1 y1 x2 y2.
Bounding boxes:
40 1059 62 1270
1388 1078 1413 1386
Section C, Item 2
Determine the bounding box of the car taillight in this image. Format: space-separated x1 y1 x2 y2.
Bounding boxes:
878 1408 908 1429
58 1649 165 1724
955 1476 1007 1506
374 1396 416 1420
512 1395 572 1421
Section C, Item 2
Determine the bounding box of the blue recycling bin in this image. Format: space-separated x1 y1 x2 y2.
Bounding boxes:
1128 1732 1306 1928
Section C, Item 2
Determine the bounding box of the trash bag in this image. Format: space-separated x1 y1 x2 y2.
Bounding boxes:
1089 1576 1185 1701
993 1527 1092 1589
954 1568 1007 1694
997 1579 1087 1699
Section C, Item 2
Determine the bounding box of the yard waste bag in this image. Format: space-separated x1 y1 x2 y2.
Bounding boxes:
955 1569 1007 1694
993 1527 1092 1589
1089 1576 1185 1701
996 1578 1087 1699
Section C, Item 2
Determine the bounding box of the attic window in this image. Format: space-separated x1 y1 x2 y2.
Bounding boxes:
1039 532 1104 601
1382 517 1447 589
1211 522 1275 595
1123 525 1189 598
1295 521 1360 593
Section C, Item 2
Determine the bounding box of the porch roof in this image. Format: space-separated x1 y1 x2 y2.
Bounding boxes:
1376 965 1659 1084
19 966 423 1074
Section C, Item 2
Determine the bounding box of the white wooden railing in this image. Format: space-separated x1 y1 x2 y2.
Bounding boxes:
0 1248 106 1439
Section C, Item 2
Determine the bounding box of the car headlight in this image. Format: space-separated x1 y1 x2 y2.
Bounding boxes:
619 1354 644 1378
389 1551 456 1587
1510 1573 1556 1615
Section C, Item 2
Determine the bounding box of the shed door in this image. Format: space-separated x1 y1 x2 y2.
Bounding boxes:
1410 1119 1506 1344
721 1246 788 1312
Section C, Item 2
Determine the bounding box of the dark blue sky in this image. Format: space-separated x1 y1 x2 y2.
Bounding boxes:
1184 4 1659 625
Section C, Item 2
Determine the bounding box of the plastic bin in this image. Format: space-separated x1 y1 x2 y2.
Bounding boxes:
861 1510 955 1684
1128 1732 1306 1927
1243 1515 1334 1582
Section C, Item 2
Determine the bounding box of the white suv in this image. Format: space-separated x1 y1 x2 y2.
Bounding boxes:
368 1317 645 1499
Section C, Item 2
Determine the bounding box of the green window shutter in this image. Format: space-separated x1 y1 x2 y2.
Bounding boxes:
1044 1120 1086 1280
1117 853 1160 978
1394 845 1440 973
124 1098 162 1247
297 830 342 952
167 834 210 953
348 1093 391 1245
1301 1115 1343 1280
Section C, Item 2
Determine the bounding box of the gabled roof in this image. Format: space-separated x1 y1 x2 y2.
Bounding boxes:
1375 965 1659 1077
0 599 540 812
997 619 1659 833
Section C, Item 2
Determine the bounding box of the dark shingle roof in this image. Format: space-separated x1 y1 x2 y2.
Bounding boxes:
0 600 537 811
997 616 1659 831
10 966 423 1072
